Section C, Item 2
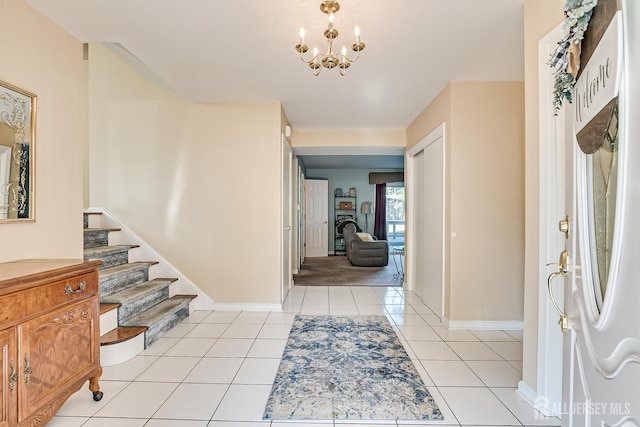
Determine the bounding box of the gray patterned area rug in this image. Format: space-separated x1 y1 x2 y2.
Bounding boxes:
263 315 443 421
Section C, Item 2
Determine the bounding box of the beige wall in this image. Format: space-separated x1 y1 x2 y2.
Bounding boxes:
292 129 405 148
88 44 282 305
449 82 524 321
0 0 84 262
406 82 524 322
406 84 452 151
522 0 564 392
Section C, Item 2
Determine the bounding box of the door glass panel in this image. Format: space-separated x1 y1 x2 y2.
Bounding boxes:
590 101 619 310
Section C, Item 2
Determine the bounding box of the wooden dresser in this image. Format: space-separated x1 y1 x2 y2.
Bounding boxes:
0 259 103 427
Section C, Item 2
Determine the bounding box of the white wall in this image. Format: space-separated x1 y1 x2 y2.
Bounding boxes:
88 44 283 305
0 0 85 262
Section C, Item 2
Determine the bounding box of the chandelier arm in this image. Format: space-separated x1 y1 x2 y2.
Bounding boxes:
299 51 324 65
339 49 361 64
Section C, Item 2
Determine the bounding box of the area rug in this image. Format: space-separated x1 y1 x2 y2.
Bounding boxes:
293 256 402 287
263 315 443 421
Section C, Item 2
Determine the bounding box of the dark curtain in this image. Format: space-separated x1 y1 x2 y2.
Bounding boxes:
373 183 387 240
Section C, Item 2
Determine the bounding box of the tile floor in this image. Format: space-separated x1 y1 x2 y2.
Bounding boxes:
48 286 560 427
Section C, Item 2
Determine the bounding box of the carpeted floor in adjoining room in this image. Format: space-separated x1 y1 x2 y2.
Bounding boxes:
293 255 402 287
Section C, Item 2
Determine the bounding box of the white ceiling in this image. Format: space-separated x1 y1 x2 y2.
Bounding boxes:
26 0 524 167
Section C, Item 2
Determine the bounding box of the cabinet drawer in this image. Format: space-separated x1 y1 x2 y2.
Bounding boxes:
0 273 98 325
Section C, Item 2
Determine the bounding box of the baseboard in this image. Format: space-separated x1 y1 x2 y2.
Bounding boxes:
516 380 537 406
213 303 282 312
517 380 561 418
444 318 524 330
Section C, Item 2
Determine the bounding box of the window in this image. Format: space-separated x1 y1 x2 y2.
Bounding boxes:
386 184 404 246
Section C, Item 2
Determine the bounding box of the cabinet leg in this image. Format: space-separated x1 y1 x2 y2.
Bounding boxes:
89 366 103 401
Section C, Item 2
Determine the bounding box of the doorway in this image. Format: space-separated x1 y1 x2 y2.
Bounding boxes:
281 135 293 303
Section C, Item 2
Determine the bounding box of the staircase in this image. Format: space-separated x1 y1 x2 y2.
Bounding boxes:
84 212 196 365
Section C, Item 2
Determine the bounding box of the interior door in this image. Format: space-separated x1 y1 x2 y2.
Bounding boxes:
304 179 328 257
299 170 306 265
547 3 640 425
406 125 445 318
281 135 292 303
422 134 444 318
413 150 426 300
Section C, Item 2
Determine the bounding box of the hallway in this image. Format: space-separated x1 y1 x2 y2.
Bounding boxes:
49 286 559 426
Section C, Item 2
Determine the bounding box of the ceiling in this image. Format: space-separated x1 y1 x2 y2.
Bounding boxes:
293 146 405 169
26 0 525 168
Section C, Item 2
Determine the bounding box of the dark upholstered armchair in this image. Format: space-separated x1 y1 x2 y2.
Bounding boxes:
342 223 389 267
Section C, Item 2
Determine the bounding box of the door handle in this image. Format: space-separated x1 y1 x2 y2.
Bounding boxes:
547 250 570 333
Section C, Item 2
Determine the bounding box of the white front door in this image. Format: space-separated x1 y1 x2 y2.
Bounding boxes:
281 136 292 303
548 3 640 425
304 179 328 257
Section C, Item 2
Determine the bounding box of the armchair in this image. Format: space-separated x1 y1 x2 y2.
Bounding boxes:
342 223 389 267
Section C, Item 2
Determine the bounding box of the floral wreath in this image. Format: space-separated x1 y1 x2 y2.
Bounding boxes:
549 0 598 114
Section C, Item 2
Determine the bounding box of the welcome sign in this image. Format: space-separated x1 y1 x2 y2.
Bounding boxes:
573 10 623 154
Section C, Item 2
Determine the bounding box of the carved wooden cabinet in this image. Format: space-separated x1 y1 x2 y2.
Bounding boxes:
0 259 103 426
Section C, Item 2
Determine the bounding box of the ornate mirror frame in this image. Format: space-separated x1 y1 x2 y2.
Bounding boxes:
0 80 36 222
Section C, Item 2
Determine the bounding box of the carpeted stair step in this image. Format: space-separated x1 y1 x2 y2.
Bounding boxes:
84 245 136 269
122 297 192 348
99 261 156 297
101 278 174 324
83 211 102 229
84 227 120 249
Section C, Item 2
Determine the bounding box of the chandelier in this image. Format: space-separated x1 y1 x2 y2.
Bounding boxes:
295 0 365 76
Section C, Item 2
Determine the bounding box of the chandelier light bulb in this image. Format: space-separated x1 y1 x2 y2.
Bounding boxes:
299 28 305 43
313 46 319 57
354 26 360 42
341 45 347 59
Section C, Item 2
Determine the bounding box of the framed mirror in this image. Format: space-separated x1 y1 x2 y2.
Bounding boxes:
0 80 36 222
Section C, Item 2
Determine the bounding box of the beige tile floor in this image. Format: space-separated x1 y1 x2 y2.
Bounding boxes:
47 286 560 427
